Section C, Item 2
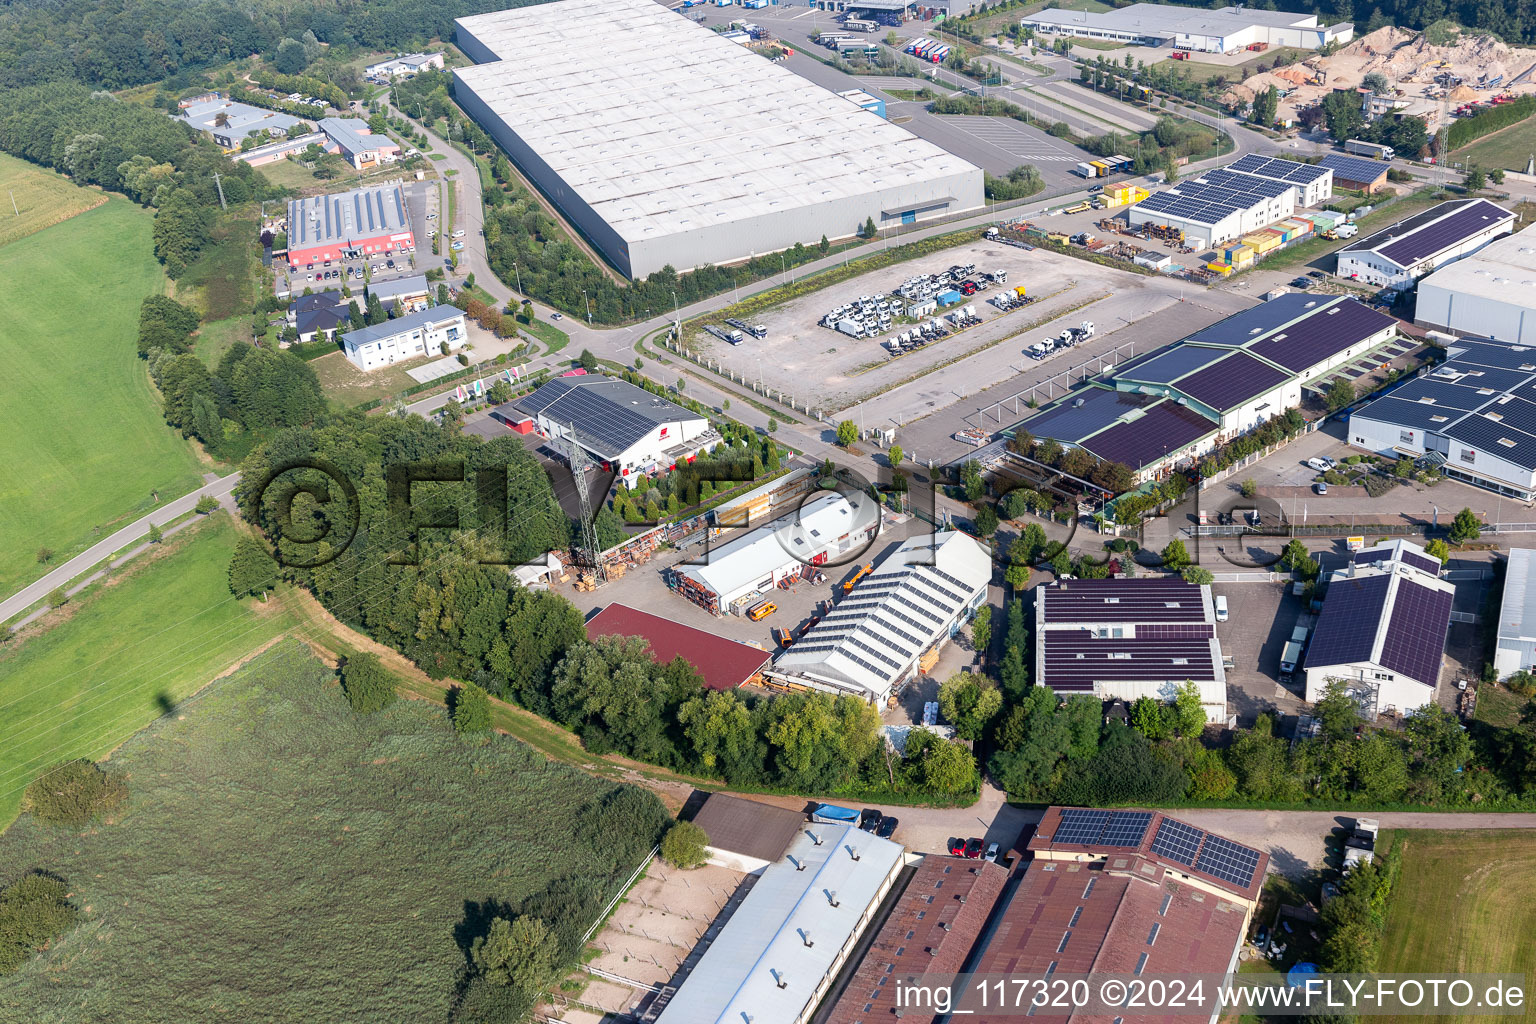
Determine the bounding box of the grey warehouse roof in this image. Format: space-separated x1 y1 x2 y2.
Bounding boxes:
288 183 412 252
452 0 979 247
340 304 462 348
368 274 430 303
502 373 705 459
1023 3 1329 37
319 117 395 155
1417 219 1536 307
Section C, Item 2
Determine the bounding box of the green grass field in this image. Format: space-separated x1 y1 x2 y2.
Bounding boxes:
1454 116 1536 173
0 197 207 599
0 515 295 825
192 315 252 367
0 641 656 1023
0 152 108 248
1154 48 1310 84
1378 830 1536 1024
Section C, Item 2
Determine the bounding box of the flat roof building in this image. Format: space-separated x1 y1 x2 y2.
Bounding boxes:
1303 540 1453 716
492 373 715 477
823 858 1009 1024
286 182 415 268
1347 337 1536 500
671 491 880 616
238 131 325 167
685 792 806 873
452 0 982 279
1128 164 1303 249
954 807 1267 1022
318 117 400 170
585 603 770 691
365 51 446 78
769 531 992 705
1021 3 1352 53
340 305 466 371
180 96 303 150
1035 578 1228 721
654 822 904 1024
367 274 431 313
1336 199 1515 289
1416 220 1536 343
1494 548 1536 681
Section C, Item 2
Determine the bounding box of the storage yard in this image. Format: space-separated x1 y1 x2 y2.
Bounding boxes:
689 238 1175 411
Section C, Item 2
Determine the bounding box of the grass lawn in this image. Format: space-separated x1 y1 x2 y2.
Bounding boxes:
519 315 570 354
0 153 107 248
1454 114 1536 173
428 152 448 161
1153 48 1310 84
310 348 438 407
0 515 295 825
1070 38 1128 51
176 206 259 320
882 88 932 101
1377 830 1536 1023
1473 683 1526 728
0 198 206 599
192 315 253 367
254 157 324 191
0 641 659 1023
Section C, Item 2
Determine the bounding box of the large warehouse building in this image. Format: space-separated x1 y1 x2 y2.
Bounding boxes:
1416 220 1536 343
1035 577 1228 722
1303 540 1453 716
1014 294 1399 480
452 0 983 279
1021 3 1352 53
1493 547 1536 681
491 373 715 477
1347 338 1536 499
286 182 415 268
768 531 992 705
1335 198 1514 289
654 821 903 1024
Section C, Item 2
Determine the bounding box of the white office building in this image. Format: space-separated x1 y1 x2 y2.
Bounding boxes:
768 531 992 704
452 0 982 279
365 52 446 78
655 822 903 1024
1021 3 1352 53
1335 199 1515 289
1128 165 1300 249
340 306 466 370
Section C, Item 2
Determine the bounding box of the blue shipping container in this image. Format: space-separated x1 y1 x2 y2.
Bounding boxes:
937 290 964 306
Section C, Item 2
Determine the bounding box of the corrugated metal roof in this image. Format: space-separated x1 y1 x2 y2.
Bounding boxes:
586 603 768 690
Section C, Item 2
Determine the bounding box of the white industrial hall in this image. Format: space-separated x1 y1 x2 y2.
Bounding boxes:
452 0 983 278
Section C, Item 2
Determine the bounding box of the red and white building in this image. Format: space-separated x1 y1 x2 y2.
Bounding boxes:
286 182 415 268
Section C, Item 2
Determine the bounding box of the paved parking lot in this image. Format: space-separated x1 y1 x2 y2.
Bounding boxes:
934 114 1081 163
275 178 440 295
1211 580 1307 723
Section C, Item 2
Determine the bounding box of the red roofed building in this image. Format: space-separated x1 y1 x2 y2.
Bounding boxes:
823 858 1009 1024
957 807 1269 1024
585 603 769 691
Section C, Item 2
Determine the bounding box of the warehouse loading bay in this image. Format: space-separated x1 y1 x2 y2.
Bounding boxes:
692 238 1241 415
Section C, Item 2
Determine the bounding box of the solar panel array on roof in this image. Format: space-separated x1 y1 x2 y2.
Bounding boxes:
1305 573 1391 670
1172 351 1292 411
1199 167 1296 200
511 374 699 458
1053 808 1110 845
1114 344 1229 386
1355 545 1443 577
1228 153 1331 185
1445 405 1536 470
1044 809 1154 849
1380 576 1453 686
1316 152 1391 184
1195 834 1264 888
1243 298 1396 373
1042 636 1218 689
1150 818 1203 866
1042 578 1208 624
1375 200 1511 267
1017 387 1155 444
1079 399 1217 468
1100 811 1154 847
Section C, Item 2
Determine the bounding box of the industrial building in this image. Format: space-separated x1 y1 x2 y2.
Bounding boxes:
367 274 431 314
1335 198 1515 289
823 857 1009 1024
491 373 714 477
954 807 1266 1022
1316 152 1391 194
452 0 983 279
1416 221 1536 343
317 117 400 170
364 51 446 78
1493 548 1536 681
1034 577 1229 722
179 95 302 150
653 822 903 1024
670 491 879 616
1347 338 1536 499
286 182 415 268
1021 3 1352 53
1016 294 1398 481
768 531 992 705
685 792 806 874
1303 540 1453 715
238 132 326 167
339 305 466 370
1228 153 1335 208
709 468 818 529
584 603 771 691
1129 165 1304 249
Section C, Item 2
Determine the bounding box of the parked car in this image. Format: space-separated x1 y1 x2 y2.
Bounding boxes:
1290 276 1313 289
1308 270 1325 279
551 312 563 320
859 809 881 833
1306 457 1330 473
450 241 465 251
1315 481 1328 495
948 837 967 857
877 817 898 839
984 842 1000 862
964 838 984 859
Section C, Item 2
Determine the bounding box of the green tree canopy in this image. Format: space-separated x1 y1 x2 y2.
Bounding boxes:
340 652 395 714
660 820 710 869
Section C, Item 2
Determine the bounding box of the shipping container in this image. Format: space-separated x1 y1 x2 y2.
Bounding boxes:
1074 161 1098 178
1206 260 1233 276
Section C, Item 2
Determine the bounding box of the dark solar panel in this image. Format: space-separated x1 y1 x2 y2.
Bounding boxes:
1041 636 1218 688
1099 811 1154 848
1042 578 1208 623
1079 399 1217 469
1443 413 1536 471
1017 387 1155 445
1195 834 1262 888
1150 818 1203 866
1305 573 1391 669
1380 577 1453 686
1400 550 1443 575
1318 153 1391 184
1114 344 1228 385
1173 351 1292 412
1244 299 1397 374
1054 808 1110 846
1377 201 1511 267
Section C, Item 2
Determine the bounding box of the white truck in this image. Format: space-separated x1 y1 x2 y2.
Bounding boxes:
1343 817 1379 871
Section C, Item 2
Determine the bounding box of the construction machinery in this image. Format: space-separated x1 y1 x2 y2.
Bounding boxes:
843 563 873 593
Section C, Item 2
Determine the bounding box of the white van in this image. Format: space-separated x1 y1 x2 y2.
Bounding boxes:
1306 457 1330 473
1214 595 1229 622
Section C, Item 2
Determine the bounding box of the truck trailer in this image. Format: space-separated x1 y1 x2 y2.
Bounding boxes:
1344 139 1394 160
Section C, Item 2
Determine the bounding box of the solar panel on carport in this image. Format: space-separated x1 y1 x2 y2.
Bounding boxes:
1305 572 1391 669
